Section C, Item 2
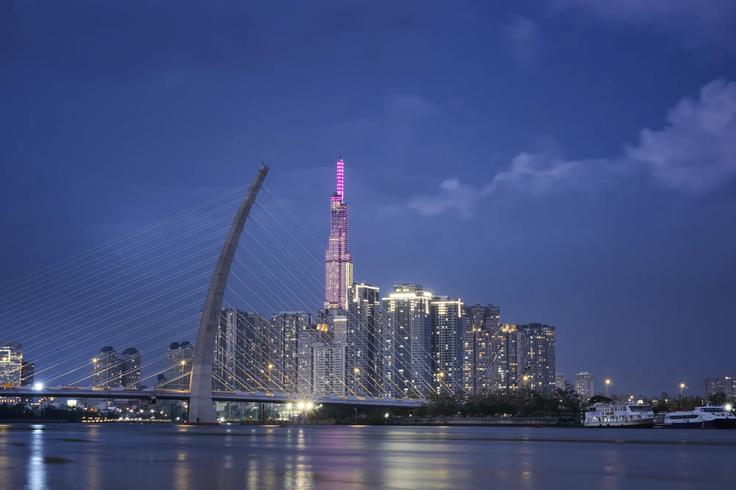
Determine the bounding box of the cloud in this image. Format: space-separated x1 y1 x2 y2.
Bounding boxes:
505 16 541 67
408 178 482 217
556 0 736 53
408 79 736 216
627 79 736 192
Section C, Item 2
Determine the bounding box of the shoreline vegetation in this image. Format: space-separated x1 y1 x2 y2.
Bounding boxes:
1 387 728 426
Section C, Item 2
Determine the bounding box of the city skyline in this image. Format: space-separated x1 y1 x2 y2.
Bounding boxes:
2 2 735 396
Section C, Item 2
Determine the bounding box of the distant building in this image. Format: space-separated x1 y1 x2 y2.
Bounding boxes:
575 372 594 400
92 346 120 389
705 376 735 398
162 341 194 391
381 284 434 398
270 312 311 393
518 323 556 394
463 304 500 396
20 361 35 387
0 342 23 387
431 297 464 395
297 316 348 397
491 324 524 392
555 373 567 390
490 323 556 394
347 283 381 397
119 348 141 390
312 340 346 397
213 310 270 392
297 324 325 395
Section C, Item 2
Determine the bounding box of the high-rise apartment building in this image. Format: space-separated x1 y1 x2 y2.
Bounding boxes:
463 304 500 396
119 347 141 390
347 283 381 396
431 297 464 395
312 340 346 397
20 361 35 387
518 323 556 394
0 342 23 387
270 312 311 393
161 341 194 391
491 324 524 392
490 323 556 394
575 372 594 400
555 373 567 390
214 309 270 392
324 157 353 311
92 346 120 389
381 284 433 398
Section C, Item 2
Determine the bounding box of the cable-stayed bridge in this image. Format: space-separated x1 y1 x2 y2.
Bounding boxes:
0 165 437 423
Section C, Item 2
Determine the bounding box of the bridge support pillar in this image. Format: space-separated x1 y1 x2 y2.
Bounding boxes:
188 165 269 424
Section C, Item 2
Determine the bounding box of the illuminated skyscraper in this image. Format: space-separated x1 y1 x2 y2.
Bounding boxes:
431 297 464 395
518 323 556 394
491 323 556 394
120 347 141 390
347 283 381 396
325 157 353 310
0 342 23 387
463 304 500 396
160 341 193 390
381 284 433 398
270 312 311 393
91 346 120 389
213 309 269 392
575 372 594 400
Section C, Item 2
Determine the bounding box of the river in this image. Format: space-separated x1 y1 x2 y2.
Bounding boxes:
1 423 734 489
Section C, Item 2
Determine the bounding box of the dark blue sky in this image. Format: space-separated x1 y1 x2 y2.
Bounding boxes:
2 0 736 395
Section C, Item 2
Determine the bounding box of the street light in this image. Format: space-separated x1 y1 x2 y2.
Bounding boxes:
604 378 612 397
679 382 686 409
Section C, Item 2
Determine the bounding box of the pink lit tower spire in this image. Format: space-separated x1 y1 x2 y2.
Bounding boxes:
325 156 353 310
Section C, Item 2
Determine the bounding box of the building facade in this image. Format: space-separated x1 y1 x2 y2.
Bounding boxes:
431 297 464 395
92 346 120 389
575 372 594 400
270 312 311 393
0 342 23 387
491 324 524 392
324 157 353 310
213 309 270 392
463 304 500 396
347 283 381 396
119 347 141 390
490 323 556 394
160 341 194 390
518 323 556 394
381 284 433 398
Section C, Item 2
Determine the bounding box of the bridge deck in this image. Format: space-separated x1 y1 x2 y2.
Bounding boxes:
0 387 425 408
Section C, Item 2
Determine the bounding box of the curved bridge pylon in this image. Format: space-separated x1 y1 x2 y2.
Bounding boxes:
188 164 269 423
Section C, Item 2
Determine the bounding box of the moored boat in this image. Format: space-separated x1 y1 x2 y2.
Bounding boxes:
654 405 736 429
583 403 655 428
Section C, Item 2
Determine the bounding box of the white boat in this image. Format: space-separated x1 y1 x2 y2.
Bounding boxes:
654 405 736 429
583 403 655 428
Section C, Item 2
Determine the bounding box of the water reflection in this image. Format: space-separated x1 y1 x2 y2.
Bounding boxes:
1 424 735 489
28 425 46 490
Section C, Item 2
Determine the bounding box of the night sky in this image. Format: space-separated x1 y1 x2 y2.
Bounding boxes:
2 1 736 395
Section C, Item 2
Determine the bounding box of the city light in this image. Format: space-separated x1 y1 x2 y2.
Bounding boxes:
32 382 44 391
725 404 733 412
